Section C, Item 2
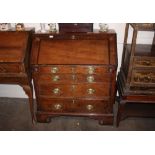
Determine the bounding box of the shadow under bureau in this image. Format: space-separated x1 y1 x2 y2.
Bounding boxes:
31 30 117 125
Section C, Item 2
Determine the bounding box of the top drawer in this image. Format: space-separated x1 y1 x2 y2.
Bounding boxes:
59 23 93 33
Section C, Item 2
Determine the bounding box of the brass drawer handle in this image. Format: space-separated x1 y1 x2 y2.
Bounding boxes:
49 35 54 38
86 104 94 111
51 67 59 73
54 104 62 110
87 66 95 74
87 88 95 95
87 75 94 83
53 88 60 94
71 35 75 40
52 75 60 82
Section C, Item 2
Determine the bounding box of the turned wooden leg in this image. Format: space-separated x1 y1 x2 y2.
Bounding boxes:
21 84 35 123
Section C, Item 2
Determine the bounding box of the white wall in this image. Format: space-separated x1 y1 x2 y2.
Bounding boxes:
0 23 154 98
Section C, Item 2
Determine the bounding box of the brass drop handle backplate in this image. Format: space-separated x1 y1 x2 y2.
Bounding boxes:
87 88 95 95
87 75 95 83
86 104 94 111
87 66 95 74
53 88 60 94
54 104 62 110
51 67 59 73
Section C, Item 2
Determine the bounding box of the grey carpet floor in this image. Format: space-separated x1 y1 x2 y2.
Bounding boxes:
0 98 155 131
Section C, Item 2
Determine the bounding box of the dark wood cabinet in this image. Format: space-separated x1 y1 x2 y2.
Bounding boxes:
31 30 117 125
0 28 35 122
117 23 155 126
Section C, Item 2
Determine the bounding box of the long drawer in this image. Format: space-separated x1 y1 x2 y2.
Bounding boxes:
38 98 112 114
37 73 111 84
37 65 111 74
38 83 110 98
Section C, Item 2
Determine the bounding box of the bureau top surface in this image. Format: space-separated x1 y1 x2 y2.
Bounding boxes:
0 29 34 63
31 30 117 66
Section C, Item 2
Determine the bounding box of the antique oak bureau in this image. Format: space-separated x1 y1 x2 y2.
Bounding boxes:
31 30 117 125
117 23 155 125
0 28 35 122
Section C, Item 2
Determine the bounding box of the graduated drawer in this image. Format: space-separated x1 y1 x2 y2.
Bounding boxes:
37 73 111 84
38 98 111 114
37 65 110 74
38 83 110 98
0 63 24 73
134 57 155 68
38 98 74 112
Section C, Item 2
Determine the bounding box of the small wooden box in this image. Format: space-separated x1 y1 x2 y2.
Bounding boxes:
58 23 93 33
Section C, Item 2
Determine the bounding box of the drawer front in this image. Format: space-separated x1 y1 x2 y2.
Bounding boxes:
74 83 110 98
39 84 73 97
39 83 110 98
37 65 110 74
38 74 73 84
38 65 73 74
76 74 110 83
38 98 74 112
134 57 155 67
74 99 112 113
75 66 111 74
38 98 112 114
37 73 110 84
131 70 155 86
0 64 23 73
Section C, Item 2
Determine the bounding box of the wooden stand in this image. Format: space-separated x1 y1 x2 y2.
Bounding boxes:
117 23 155 126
